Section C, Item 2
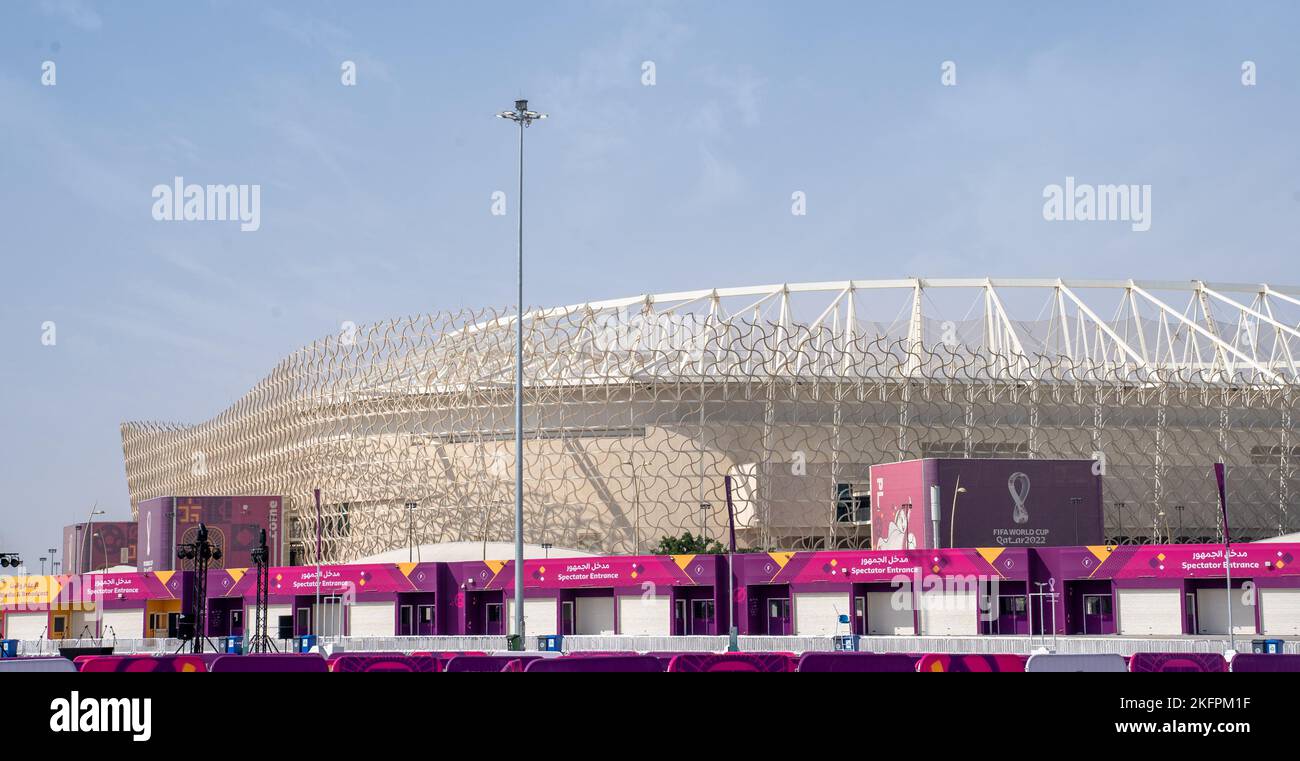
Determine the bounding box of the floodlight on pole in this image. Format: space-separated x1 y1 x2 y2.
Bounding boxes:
498 98 546 648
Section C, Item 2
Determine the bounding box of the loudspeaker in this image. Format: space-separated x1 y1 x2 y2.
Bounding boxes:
175 615 195 640
277 615 293 640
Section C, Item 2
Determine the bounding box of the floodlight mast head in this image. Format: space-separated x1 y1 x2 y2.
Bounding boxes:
497 98 547 127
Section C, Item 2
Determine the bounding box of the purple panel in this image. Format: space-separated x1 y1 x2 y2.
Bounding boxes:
916 653 1028 672
443 654 542 673
64 521 138 573
796 652 918 672
139 496 283 571
78 655 210 672
136 498 173 572
209 654 327 673
666 653 797 672
1128 652 1227 673
935 459 1103 548
523 655 662 672
1230 654 1300 672
327 654 441 672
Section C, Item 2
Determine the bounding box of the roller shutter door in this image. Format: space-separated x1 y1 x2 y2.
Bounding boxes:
1116 589 1181 635
349 601 395 636
508 597 557 636
1195 588 1256 635
4 612 47 641
575 596 615 634
867 591 916 635
919 589 978 635
1260 589 1300 635
618 594 670 636
793 591 847 636
101 608 144 640
266 605 291 638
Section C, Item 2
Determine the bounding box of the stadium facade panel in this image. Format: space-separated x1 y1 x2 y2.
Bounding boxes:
122 279 1300 562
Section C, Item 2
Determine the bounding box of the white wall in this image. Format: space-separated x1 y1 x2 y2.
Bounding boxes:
575 596 615 635
793 591 846 636
5 612 47 640
101 608 144 640
1195 588 1256 635
867 591 915 635
349 601 395 637
1260 589 1300 635
618 594 670 636
919 589 978 635
1116 589 1181 636
509 597 557 636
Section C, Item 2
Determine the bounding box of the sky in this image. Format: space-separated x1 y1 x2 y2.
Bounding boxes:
1 1 1298 570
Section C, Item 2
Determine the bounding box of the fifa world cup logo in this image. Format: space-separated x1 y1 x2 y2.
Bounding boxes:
1008 472 1031 524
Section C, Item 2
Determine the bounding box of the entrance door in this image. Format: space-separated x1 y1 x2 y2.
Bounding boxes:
853 596 866 634
484 602 503 635
767 598 790 636
1185 593 1197 635
692 599 715 635
561 601 576 635
51 613 69 640
674 599 688 634
296 607 312 636
417 604 436 636
399 605 414 636
230 609 244 636
996 595 1027 635
1081 594 1112 635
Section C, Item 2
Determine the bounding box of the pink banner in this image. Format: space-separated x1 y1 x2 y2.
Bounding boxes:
460 554 714 591
741 548 1026 585
0 571 181 609
1089 544 1297 580
210 563 438 598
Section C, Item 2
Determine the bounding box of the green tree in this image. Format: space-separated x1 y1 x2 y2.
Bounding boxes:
652 531 726 555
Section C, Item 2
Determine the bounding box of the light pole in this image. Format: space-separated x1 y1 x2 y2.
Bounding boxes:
48 547 57 575
1069 497 1083 545
93 533 108 571
40 557 47 575
83 504 104 574
948 479 967 549
626 457 641 554
406 501 417 563
498 98 546 647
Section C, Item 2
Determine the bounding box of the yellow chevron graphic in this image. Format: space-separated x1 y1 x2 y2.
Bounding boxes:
671 554 696 571
1086 545 1116 577
768 552 795 569
484 560 506 577
975 548 1005 566
397 562 418 577
154 570 175 586
225 568 247 584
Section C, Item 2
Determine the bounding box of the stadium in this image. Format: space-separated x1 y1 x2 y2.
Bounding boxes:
120 278 1300 564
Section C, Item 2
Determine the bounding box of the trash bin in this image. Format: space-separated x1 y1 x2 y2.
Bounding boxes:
506 634 524 651
833 634 860 652
537 634 563 652
0 639 17 658
223 636 244 654
295 634 318 653
1251 638 1284 654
